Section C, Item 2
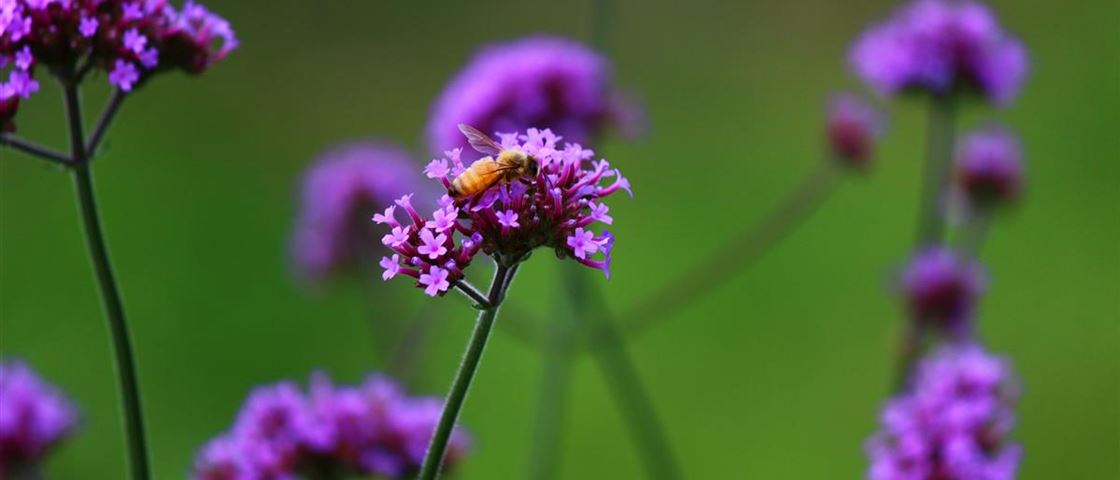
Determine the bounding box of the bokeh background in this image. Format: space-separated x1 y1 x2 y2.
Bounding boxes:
2 0 1117 478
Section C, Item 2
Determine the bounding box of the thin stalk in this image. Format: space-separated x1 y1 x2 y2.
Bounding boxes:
914 95 956 247
957 211 991 258
612 161 839 343
86 90 127 157
527 265 582 480
0 134 72 165
418 262 516 480
587 306 683 480
63 82 150 480
894 95 957 393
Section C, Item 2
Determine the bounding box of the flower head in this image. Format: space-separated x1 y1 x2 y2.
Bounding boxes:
378 127 628 296
826 93 886 170
0 360 78 477
954 127 1023 210
900 248 986 337
0 0 237 130
291 142 426 285
427 36 640 157
849 0 1028 105
867 344 1020 480
192 372 469 480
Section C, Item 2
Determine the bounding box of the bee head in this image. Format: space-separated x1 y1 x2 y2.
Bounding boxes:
526 156 539 176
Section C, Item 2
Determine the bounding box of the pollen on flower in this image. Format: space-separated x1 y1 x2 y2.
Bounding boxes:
375 127 629 297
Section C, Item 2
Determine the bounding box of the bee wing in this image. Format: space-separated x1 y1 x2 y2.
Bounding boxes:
458 124 504 156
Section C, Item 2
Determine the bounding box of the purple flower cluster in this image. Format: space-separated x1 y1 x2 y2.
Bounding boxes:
849 0 1027 105
0 360 78 477
826 93 886 170
193 373 468 480
954 127 1023 210
376 127 629 297
427 36 638 157
291 142 428 285
867 344 1020 480
1 0 236 131
901 247 986 337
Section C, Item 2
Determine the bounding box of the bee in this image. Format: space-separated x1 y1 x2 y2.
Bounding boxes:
448 124 538 199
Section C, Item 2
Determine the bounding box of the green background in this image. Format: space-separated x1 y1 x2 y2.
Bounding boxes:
2 0 1117 478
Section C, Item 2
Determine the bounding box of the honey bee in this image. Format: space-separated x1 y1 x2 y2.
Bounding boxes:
448 124 538 199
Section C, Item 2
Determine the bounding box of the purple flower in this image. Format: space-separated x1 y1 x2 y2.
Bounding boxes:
123 28 148 55
108 60 140 91
419 265 451 296
426 36 640 157
195 372 470 479
849 0 1028 105
826 93 886 170
867 344 1020 480
78 16 98 38
380 255 402 281
424 159 450 179
291 142 426 285
496 209 519 228
230 383 329 475
192 436 261 480
901 248 986 337
0 360 78 477
0 0 236 130
954 127 1023 209
377 127 629 296
425 206 458 233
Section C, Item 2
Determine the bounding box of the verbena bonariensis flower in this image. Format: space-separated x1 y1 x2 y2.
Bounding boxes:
376 127 630 297
192 373 468 480
953 127 1023 210
0 0 237 131
867 344 1020 480
826 93 886 170
849 0 1028 105
901 247 986 338
291 142 427 285
426 36 639 157
0 360 78 477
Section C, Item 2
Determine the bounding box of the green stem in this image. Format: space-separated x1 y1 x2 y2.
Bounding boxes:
895 95 957 393
590 313 683 480
417 262 516 479
914 95 956 247
527 265 582 480
63 82 150 479
613 161 839 343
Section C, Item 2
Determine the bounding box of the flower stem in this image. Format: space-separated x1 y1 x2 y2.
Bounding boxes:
527 264 582 480
0 134 72 165
914 95 956 247
612 161 839 344
63 82 150 480
894 95 957 393
418 262 516 479
589 312 683 480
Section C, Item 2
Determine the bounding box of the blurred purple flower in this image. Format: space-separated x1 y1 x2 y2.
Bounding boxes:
849 0 1028 105
291 142 426 285
426 36 641 157
954 126 1023 210
377 128 629 297
826 93 886 170
901 247 986 337
867 344 1021 480
0 0 237 130
192 373 468 480
0 360 78 478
